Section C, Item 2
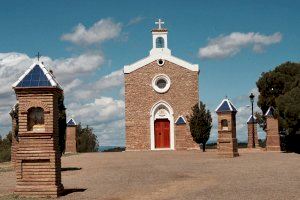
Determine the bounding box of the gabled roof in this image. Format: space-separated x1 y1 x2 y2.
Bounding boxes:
247 115 257 124
215 98 238 113
12 62 62 89
67 118 77 126
124 54 199 74
175 116 186 125
265 106 275 117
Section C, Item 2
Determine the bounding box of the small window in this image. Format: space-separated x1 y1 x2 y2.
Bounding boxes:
221 119 228 131
27 107 45 132
156 37 165 48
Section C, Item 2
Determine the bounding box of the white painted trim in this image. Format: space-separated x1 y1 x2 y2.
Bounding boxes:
150 100 175 150
246 115 257 123
67 118 77 125
124 54 199 74
175 115 187 124
12 61 62 89
152 74 171 94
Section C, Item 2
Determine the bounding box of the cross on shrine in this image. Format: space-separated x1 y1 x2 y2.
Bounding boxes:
155 19 164 29
36 52 41 61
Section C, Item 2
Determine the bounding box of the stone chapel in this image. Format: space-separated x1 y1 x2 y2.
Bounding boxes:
124 20 199 150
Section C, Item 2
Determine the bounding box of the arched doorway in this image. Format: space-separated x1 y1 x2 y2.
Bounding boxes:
150 101 174 150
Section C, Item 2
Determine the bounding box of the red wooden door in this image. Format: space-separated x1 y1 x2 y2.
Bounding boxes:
154 119 170 148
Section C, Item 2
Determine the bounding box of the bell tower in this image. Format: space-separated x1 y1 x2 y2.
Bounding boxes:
150 19 171 56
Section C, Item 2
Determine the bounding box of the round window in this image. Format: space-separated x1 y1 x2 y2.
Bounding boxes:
157 59 165 66
152 74 171 93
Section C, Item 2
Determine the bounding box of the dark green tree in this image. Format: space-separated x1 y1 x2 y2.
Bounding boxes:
188 102 212 152
256 61 300 152
0 132 12 162
58 94 66 155
76 124 99 152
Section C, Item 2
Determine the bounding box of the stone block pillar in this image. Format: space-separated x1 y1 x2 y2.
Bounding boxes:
265 107 281 151
12 62 64 197
247 115 259 148
216 98 239 158
65 119 77 153
10 106 18 169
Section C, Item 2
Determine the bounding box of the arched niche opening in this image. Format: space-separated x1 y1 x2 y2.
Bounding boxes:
221 119 229 131
156 37 165 48
27 107 45 132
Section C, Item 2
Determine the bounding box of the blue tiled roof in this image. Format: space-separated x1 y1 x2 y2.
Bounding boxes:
16 65 51 87
265 107 275 117
13 62 62 89
67 118 76 126
175 116 186 125
247 115 257 124
215 99 237 113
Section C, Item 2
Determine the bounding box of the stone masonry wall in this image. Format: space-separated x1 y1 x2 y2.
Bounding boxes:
217 112 239 157
125 60 199 150
247 123 259 148
266 117 281 151
14 89 63 197
65 126 77 153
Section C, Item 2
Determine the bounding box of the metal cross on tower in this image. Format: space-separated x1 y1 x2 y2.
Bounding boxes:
36 52 41 61
155 19 165 29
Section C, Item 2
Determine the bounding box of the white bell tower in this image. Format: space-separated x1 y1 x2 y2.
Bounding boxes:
150 19 171 56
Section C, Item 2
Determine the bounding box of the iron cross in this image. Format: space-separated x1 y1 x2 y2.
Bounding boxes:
155 19 164 29
36 52 41 61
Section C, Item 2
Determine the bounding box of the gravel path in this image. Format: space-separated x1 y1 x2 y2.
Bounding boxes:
0 150 299 200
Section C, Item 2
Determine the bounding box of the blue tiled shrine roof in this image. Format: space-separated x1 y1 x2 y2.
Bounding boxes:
67 118 76 126
215 99 237 113
175 116 186 125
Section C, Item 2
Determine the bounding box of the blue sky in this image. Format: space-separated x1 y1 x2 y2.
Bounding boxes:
0 0 299 145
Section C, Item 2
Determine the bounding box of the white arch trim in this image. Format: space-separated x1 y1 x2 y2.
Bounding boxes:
150 100 175 150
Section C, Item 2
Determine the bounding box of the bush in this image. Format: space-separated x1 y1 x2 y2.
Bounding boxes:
76 124 99 152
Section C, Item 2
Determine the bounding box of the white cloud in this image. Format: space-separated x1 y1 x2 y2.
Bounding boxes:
127 16 144 26
199 32 282 59
94 69 123 90
61 18 122 45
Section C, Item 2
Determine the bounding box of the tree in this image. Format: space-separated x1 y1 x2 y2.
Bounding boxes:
188 102 212 152
0 132 12 162
76 124 99 152
256 61 300 152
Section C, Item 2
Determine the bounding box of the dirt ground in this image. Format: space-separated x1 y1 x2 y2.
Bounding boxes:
0 150 299 200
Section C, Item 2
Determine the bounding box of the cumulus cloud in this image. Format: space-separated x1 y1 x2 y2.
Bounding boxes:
199 32 282 59
127 16 144 26
94 69 123 90
61 18 122 45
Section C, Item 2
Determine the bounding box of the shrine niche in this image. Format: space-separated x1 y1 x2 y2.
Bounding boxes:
221 119 228 131
27 107 45 132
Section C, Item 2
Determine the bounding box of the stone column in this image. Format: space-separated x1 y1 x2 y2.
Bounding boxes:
65 120 77 153
216 99 239 158
247 116 259 148
10 108 18 169
266 117 281 151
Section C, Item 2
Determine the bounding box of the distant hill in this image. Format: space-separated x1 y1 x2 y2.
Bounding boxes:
99 146 125 152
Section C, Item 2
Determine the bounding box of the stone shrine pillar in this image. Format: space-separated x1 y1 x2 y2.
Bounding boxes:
265 107 281 151
215 98 239 157
10 104 18 169
12 62 64 197
247 115 259 148
65 118 77 153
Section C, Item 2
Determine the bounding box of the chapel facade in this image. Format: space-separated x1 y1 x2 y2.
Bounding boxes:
124 20 199 151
